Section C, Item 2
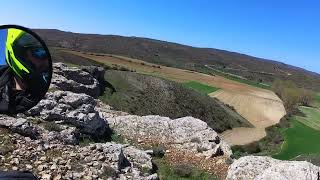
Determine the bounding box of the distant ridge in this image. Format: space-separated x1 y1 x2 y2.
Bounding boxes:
35 29 320 90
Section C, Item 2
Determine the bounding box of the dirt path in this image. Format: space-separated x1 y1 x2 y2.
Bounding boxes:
65 50 287 145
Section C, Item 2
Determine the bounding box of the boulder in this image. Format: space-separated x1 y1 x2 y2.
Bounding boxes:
107 115 232 158
227 156 320 180
0 115 39 139
51 63 101 97
28 91 109 139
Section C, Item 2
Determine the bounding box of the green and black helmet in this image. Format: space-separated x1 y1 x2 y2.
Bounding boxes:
5 28 49 84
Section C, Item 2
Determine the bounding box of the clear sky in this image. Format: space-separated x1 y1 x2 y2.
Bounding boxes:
0 30 7 65
0 0 319 73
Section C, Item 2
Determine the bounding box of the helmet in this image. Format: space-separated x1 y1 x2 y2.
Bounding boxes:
5 28 48 79
5 28 49 95
5 28 30 79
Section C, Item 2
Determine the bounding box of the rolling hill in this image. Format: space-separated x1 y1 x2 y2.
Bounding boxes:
35 29 320 90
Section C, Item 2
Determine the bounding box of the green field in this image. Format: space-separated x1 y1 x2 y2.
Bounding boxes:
273 115 320 160
296 106 320 130
196 66 271 89
315 93 320 107
183 81 219 94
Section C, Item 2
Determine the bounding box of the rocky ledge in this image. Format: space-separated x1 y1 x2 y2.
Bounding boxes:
0 129 156 180
0 62 232 179
103 115 232 158
2 62 317 180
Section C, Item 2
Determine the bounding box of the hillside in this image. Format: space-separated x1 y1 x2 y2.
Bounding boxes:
101 70 252 133
35 29 320 90
49 47 286 145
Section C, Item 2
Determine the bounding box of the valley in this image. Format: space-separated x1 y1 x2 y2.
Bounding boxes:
62 49 287 145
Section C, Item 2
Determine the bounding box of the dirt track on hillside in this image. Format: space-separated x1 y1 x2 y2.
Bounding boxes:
66 50 287 145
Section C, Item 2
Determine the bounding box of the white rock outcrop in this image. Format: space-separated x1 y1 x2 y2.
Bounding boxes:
106 115 232 158
227 156 320 180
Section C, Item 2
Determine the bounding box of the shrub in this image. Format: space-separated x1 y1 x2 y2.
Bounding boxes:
101 166 117 177
43 122 62 132
173 164 193 177
152 145 165 158
111 133 125 144
119 66 130 71
299 88 315 106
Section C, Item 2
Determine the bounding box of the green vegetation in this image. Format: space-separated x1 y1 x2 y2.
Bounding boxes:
182 81 219 94
110 133 126 144
291 154 320 166
0 129 14 156
272 79 315 113
233 105 320 162
152 145 166 158
316 93 320 103
273 118 320 160
195 65 271 89
100 70 251 133
214 71 270 89
232 115 289 158
43 122 62 132
154 158 217 180
314 93 320 107
296 106 320 130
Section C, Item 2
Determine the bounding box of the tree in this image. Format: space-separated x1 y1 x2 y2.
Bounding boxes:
271 79 314 113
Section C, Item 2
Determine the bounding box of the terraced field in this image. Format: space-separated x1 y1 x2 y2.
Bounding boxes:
64 50 287 145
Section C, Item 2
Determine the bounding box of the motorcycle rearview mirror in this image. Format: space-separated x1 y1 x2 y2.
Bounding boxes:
0 25 52 114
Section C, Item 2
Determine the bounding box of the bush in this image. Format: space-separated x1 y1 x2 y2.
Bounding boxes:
43 122 62 132
119 66 130 71
111 133 125 144
173 164 193 177
152 145 165 158
299 88 315 106
101 166 117 177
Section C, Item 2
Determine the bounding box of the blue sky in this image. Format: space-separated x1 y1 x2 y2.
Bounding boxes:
0 0 319 73
0 30 6 65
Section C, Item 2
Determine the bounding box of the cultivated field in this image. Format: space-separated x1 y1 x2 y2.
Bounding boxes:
296 106 320 130
64 50 287 145
273 118 320 160
210 90 286 145
183 81 220 94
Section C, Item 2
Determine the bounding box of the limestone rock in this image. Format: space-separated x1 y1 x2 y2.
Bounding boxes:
51 63 101 97
28 91 108 139
0 116 39 139
227 156 320 180
108 115 232 158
